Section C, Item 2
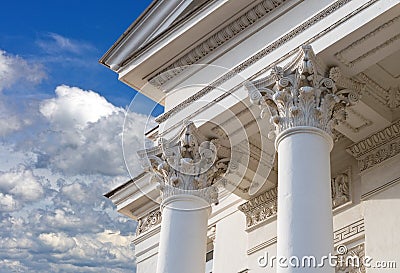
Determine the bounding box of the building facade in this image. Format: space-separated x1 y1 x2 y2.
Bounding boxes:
101 0 400 272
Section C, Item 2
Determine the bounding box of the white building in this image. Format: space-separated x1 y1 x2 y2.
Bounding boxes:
101 1 400 272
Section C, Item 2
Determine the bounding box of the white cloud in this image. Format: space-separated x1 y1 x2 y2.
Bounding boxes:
0 114 22 136
0 83 154 272
36 85 153 176
39 232 76 253
0 50 46 92
0 193 18 212
40 85 119 129
0 166 44 204
36 33 94 55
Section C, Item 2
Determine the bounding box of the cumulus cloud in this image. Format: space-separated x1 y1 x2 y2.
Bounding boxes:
0 193 18 212
0 166 44 211
0 83 155 272
0 50 46 92
39 232 77 253
36 85 152 176
40 85 118 129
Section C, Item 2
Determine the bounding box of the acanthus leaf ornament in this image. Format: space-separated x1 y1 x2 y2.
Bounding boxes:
138 122 230 205
245 45 364 136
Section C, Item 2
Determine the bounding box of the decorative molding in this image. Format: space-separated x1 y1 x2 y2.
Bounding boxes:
207 225 216 243
332 168 352 209
349 33 400 67
361 176 400 200
247 220 364 256
357 72 400 110
246 46 363 136
239 168 352 229
336 243 365 273
341 108 373 134
138 121 230 204
247 237 277 255
346 120 400 171
135 208 162 237
149 0 288 87
238 187 278 231
335 15 400 67
333 219 365 244
155 0 376 125
388 87 400 109
357 73 389 106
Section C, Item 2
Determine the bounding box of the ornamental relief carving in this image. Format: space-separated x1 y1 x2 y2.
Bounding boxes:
136 209 162 236
333 219 364 244
332 169 351 209
238 187 278 229
336 243 365 273
240 169 351 229
347 120 400 171
245 45 364 136
137 170 352 234
138 121 230 204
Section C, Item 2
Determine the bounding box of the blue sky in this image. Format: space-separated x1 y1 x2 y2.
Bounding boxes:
0 1 160 272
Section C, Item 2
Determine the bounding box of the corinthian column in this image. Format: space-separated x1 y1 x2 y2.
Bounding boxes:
246 45 363 272
139 122 229 273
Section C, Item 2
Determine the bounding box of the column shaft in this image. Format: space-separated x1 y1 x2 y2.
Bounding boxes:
276 127 334 273
156 195 210 273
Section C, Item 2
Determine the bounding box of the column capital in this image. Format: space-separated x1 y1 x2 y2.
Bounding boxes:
245 45 365 137
138 121 230 205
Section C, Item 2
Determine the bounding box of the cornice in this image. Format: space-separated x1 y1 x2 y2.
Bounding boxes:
335 14 400 67
149 0 288 87
155 0 377 125
346 120 400 171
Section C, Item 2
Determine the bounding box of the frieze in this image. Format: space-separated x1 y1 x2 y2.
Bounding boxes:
248 220 364 255
333 219 365 244
332 168 351 209
336 243 365 273
240 169 352 229
238 187 278 230
136 208 162 236
346 120 400 171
